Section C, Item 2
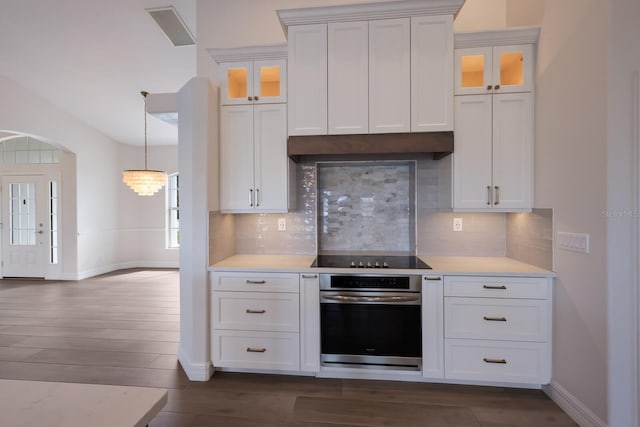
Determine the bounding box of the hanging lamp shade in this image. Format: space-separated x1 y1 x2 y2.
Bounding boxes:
122 91 168 196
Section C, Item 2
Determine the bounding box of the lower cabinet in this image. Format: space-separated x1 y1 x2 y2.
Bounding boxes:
443 276 552 385
210 271 301 372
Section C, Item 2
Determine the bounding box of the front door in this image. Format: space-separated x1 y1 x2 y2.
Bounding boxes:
1 175 49 278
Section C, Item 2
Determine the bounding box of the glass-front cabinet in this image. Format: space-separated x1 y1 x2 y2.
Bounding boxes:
455 44 533 95
219 59 287 105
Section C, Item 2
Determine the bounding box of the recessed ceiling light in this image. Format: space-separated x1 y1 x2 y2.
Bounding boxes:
147 6 195 47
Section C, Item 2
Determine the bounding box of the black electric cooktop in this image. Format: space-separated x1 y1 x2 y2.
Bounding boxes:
312 255 431 270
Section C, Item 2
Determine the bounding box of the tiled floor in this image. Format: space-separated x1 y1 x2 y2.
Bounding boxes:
0 269 577 426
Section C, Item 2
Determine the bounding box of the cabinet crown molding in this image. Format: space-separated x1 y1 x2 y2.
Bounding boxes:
455 27 540 48
208 44 288 63
277 0 464 35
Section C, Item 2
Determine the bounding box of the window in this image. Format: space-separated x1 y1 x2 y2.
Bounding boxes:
0 136 59 164
166 173 179 248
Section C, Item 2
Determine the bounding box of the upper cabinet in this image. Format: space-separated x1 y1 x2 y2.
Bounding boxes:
219 60 287 105
279 0 463 137
454 29 537 95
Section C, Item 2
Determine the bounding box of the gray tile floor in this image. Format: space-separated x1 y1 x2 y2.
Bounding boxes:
0 269 576 426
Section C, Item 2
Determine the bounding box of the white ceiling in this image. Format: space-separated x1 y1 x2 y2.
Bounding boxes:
0 0 196 146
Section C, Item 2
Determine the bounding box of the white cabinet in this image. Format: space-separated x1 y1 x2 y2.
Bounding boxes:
443 276 551 385
210 272 301 372
369 18 411 133
287 14 454 136
455 44 533 95
220 103 293 213
411 15 454 132
219 59 287 105
328 21 369 134
299 273 320 373
453 29 538 212
288 24 328 136
422 275 444 379
453 92 532 210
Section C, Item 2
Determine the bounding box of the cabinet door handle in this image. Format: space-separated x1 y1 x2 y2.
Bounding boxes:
301 274 317 279
483 316 507 322
483 358 507 364
494 186 500 205
246 347 266 353
487 85 493 90
254 96 259 101
255 188 260 207
494 84 501 90
246 280 266 284
249 189 254 207
483 284 507 290
487 186 492 205
247 96 253 101
246 309 266 314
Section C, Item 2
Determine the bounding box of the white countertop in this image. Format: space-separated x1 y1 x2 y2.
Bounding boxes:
0 380 167 427
210 254 554 277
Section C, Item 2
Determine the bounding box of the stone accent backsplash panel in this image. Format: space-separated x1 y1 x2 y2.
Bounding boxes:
317 161 415 254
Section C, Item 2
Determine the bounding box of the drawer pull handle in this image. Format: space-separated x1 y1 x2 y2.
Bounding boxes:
301 274 318 279
246 309 266 314
246 347 266 353
483 316 507 322
483 285 507 290
424 276 442 281
246 280 266 284
483 358 507 364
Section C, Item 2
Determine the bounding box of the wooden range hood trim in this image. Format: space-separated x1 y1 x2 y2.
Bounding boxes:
287 132 454 162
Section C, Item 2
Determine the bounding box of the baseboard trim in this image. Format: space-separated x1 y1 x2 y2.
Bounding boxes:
178 346 213 381
543 380 607 427
72 261 179 280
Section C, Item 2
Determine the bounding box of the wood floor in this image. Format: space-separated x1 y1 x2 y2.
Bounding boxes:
0 269 576 427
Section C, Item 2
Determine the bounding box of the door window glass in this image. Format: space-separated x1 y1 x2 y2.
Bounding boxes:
461 54 485 88
9 183 36 246
227 67 248 99
259 65 281 98
500 51 524 86
49 181 58 264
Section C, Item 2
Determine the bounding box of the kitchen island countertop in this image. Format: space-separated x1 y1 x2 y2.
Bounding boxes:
210 254 555 277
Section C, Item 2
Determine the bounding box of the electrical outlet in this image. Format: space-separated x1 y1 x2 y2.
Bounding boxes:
453 217 463 232
278 217 287 231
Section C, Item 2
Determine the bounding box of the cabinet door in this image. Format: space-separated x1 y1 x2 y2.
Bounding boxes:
219 61 254 105
411 15 453 132
422 275 444 379
253 59 287 104
254 104 288 212
453 95 493 209
492 44 533 93
220 105 255 212
328 21 369 134
492 93 533 210
369 18 410 133
288 24 327 135
300 274 320 373
455 47 492 95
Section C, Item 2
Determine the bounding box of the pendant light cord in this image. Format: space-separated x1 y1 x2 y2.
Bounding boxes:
142 90 149 170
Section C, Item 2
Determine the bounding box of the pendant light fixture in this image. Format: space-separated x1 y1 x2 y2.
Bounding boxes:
122 91 168 196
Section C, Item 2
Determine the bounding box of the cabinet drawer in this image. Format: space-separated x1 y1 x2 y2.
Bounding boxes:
445 339 550 384
212 292 299 332
211 272 299 293
444 276 549 299
212 330 300 371
444 298 548 342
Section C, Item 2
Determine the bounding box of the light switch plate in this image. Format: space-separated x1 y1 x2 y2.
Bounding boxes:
557 231 589 253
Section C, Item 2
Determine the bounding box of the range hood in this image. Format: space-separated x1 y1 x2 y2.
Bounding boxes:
287 131 454 162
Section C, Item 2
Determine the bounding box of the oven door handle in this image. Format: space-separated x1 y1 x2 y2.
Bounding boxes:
322 295 420 303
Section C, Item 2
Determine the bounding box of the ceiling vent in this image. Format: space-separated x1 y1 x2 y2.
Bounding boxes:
147 6 195 47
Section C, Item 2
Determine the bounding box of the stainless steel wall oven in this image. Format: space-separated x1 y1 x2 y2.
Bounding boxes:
319 273 422 371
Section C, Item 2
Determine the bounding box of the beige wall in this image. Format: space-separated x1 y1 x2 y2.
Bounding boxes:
508 0 609 422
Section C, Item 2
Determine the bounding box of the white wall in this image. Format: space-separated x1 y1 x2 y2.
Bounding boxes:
607 1 640 425
119 144 180 268
0 75 120 279
505 0 609 423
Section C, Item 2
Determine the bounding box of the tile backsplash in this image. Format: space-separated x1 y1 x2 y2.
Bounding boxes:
226 159 515 258
317 161 415 254
507 208 554 270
